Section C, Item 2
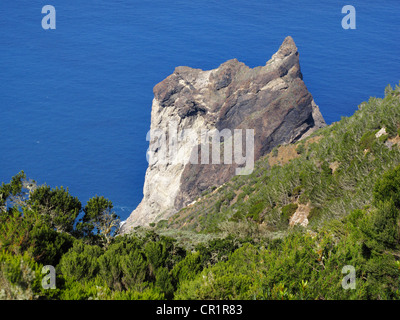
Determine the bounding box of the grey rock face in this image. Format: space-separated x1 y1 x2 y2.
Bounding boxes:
120 36 325 234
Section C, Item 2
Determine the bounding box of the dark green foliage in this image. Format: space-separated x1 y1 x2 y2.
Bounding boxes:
372 199 399 248
0 171 27 209
77 196 120 246
308 207 322 222
156 220 168 228
0 208 74 266
59 241 102 281
370 165 400 248
194 236 243 267
291 185 303 197
29 185 81 233
321 161 332 176
171 252 203 284
30 223 74 266
373 165 400 208
83 196 113 221
281 203 298 223
144 241 167 272
272 146 279 157
214 200 222 213
120 249 147 289
0 250 42 300
246 201 265 222
97 239 144 291
360 130 379 150
0 209 37 255
98 249 123 290
155 267 174 299
236 191 246 203
225 191 235 203
296 143 305 155
378 133 389 143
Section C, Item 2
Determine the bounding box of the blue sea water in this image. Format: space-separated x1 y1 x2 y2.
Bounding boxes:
1 0 399 221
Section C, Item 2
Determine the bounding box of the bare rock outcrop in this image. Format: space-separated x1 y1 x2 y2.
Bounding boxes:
120 36 325 234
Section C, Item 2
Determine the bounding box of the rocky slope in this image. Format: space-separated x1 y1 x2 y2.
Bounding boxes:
120 36 325 234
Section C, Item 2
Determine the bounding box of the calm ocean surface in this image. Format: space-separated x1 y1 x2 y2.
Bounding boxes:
1 0 399 220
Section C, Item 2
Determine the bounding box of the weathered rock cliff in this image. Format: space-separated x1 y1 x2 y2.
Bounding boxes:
120 36 325 234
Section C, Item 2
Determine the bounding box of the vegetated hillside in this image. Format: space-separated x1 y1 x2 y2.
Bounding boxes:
2 84 400 300
156 84 400 241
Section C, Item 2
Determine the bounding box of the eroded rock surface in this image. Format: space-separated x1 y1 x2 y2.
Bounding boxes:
121 36 325 234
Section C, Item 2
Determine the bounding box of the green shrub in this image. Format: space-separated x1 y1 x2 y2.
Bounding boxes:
291 186 303 197
0 250 41 300
215 200 222 213
156 220 168 229
60 278 111 300
30 222 74 266
373 164 400 208
98 242 126 291
29 185 81 233
378 133 389 143
175 244 259 300
272 146 279 157
281 203 298 222
308 207 322 222
155 267 174 299
144 241 167 272
171 251 203 285
296 143 305 155
246 201 265 222
59 241 102 282
372 199 399 248
225 191 235 203
360 130 379 150
120 249 148 290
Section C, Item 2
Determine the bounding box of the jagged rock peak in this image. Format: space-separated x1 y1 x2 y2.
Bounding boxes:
120 36 325 234
276 36 297 57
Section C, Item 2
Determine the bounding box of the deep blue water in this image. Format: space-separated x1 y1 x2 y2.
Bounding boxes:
1 1 399 220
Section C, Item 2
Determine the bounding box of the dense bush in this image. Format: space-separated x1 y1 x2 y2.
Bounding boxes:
281 203 298 222
373 165 400 208
59 241 102 282
0 251 41 300
29 185 82 233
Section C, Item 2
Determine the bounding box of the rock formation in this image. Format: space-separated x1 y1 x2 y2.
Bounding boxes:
120 36 325 234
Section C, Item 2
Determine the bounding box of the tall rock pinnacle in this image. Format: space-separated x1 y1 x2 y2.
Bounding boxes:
120 36 325 234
